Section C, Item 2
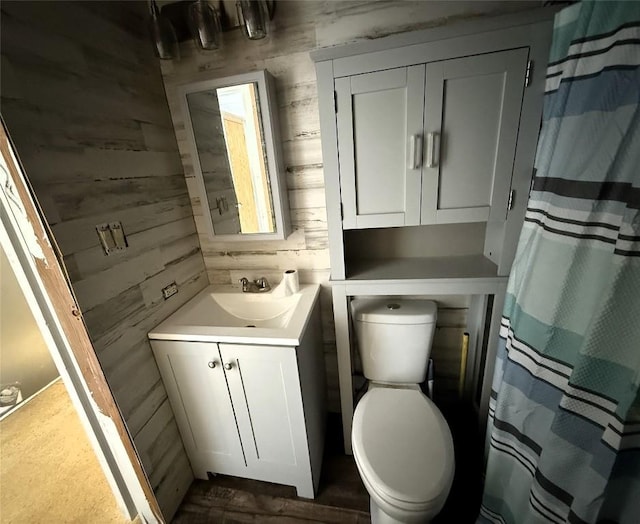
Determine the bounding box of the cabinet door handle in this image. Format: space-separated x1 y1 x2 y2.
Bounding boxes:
426 132 440 168
408 134 422 170
208 360 217 369
224 362 233 370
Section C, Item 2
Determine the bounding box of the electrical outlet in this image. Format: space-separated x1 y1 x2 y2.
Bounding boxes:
162 282 178 300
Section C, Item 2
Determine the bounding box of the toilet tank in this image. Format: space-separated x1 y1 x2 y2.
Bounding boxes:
351 298 437 384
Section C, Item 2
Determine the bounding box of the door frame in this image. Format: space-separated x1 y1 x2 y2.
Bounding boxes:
0 122 163 523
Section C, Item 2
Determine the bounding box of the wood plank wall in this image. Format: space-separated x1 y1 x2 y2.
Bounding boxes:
160 0 538 413
0 1 206 519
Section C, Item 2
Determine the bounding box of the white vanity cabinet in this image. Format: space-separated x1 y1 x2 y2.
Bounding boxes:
336 47 529 229
150 332 325 498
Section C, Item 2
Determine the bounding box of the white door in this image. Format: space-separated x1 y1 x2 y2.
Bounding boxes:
150 340 246 478
336 65 425 229
219 344 310 486
421 48 529 224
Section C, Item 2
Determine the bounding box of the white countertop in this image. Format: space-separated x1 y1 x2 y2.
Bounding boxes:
148 284 321 347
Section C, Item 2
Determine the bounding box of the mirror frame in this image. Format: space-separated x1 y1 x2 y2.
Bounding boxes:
178 70 291 241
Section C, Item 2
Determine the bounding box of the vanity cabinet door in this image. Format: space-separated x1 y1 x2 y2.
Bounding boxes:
218 344 311 489
421 48 529 224
150 340 247 479
336 65 426 229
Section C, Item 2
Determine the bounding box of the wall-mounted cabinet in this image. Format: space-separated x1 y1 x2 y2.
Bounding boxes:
337 48 528 231
315 11 554 282
178 70 291 241
312 10 554 452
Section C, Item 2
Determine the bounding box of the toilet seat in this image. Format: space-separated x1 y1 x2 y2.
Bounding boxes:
352 387 455 513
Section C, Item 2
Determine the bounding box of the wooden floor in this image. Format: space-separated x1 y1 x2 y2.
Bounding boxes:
173 403 483 523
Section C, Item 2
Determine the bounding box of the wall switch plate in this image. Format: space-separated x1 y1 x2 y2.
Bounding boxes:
96 224 116 254
96 221 128 255
109 221 128 250
162 282 178 300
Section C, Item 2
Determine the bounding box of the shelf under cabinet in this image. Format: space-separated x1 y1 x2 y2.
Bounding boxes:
347 254 499 280
337 255 507 296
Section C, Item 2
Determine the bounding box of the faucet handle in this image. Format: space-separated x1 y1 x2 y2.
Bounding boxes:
255 277 270 291
239 277 249 291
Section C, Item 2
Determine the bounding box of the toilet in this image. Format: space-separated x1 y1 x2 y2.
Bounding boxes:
350 298 455 524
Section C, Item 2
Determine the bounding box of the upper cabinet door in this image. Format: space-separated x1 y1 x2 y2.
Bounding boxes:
336 66 425 229
421 48 529 224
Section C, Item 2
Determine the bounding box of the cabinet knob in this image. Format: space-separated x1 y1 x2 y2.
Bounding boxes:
224 362 233 370
208 361 217 369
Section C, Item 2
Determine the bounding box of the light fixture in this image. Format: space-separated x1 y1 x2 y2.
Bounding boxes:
149 0 277 58
236 0 270 40
188 0 222 51
148 0 179 60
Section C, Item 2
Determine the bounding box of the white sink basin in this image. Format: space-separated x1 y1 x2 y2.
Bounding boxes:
211 291 301 326
148 284 320 346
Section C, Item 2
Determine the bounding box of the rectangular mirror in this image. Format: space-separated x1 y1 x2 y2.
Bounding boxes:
179 70 290 240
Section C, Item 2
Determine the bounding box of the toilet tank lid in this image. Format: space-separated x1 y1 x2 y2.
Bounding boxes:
351 298 437 325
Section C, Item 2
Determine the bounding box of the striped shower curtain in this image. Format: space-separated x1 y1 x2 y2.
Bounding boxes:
479 2 640 523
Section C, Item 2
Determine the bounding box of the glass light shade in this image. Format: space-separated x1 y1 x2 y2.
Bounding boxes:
236 0 269 41
148 0 179 60
188 0 222 51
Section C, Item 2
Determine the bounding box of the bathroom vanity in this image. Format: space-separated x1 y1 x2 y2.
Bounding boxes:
312 10 555 452
148 284 325 498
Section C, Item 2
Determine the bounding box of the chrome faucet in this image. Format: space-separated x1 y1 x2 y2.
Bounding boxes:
239 277 271 293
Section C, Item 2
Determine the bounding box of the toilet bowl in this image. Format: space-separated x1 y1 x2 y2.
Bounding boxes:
352 386 455 523
350 298 455 523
